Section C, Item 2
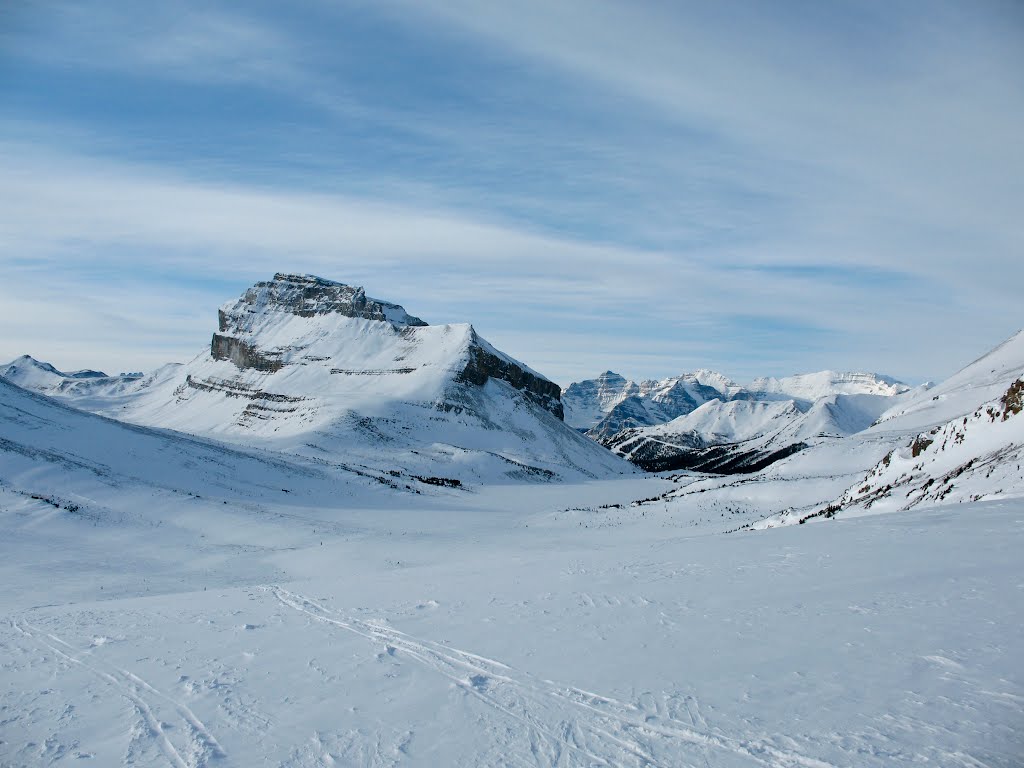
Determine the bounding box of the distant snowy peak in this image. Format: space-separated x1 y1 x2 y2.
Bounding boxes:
561 369 737 431
1 355 109 384
685 368 743 397
562 367 907 436
603 392 898 474
566 365 912 475
0 355 145 400
746 371 910 402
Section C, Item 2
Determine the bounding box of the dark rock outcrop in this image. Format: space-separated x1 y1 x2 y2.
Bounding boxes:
211 335 284 372
458 329 564 419
587 396 660 442
610 427 807 474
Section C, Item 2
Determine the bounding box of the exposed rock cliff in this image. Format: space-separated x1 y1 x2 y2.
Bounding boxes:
457 329 563 419
220 273 428 331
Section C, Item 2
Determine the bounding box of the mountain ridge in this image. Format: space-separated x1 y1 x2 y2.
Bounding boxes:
2 274 628 483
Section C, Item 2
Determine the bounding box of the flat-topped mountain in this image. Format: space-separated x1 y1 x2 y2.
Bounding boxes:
4 274 627 483
205 273 562 418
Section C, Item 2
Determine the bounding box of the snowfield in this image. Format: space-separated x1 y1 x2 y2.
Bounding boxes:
1 377 1023 766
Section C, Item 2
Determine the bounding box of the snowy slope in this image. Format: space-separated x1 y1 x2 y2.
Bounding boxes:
0 377 411 507
737 331 1024 527
62 274 631 483
2 371 1021 766
871 329 1024 434
822 377 1024 516
0 355 142 398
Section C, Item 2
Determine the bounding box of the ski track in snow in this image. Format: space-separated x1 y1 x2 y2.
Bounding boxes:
9 618 226 768
267 585 836 768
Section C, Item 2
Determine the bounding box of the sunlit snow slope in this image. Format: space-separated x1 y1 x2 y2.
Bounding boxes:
31 274 631 483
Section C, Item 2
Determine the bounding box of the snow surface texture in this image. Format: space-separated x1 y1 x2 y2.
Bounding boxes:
1 368 1023 766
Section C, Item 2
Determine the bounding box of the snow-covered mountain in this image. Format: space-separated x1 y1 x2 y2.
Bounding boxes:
561 369 737 434
605 392 899 473
4 350 1021 768
2 299 1021 766
6 274 630 483
563 369 907 433
564 366 911 473
745 371 909 403
788 331 1024 521
734 330 1024 527
1 355 140 397
870 329 1024 434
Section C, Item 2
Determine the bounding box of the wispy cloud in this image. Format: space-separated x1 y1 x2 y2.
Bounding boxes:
0 1 1021 383
0 141 983 382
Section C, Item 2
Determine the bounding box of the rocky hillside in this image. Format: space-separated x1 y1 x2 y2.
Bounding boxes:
798 377 1024 521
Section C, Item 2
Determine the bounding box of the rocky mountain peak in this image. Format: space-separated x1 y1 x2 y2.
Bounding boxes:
218 274 428 336
201 274 568 421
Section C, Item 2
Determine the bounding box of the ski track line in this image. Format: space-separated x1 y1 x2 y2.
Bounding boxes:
10 618 225 768
269 588 616 767
267 585 838 768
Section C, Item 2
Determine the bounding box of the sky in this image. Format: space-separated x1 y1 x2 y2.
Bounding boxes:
1 1 1022 386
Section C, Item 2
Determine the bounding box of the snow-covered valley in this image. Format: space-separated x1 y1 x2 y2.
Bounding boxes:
2 278 1023 767
3 450 1022 766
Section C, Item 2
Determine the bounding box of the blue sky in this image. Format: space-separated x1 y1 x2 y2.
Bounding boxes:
1 1 1022 385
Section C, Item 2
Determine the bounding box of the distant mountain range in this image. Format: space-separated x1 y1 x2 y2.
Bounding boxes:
561 367 917 473
750 328 1024 526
